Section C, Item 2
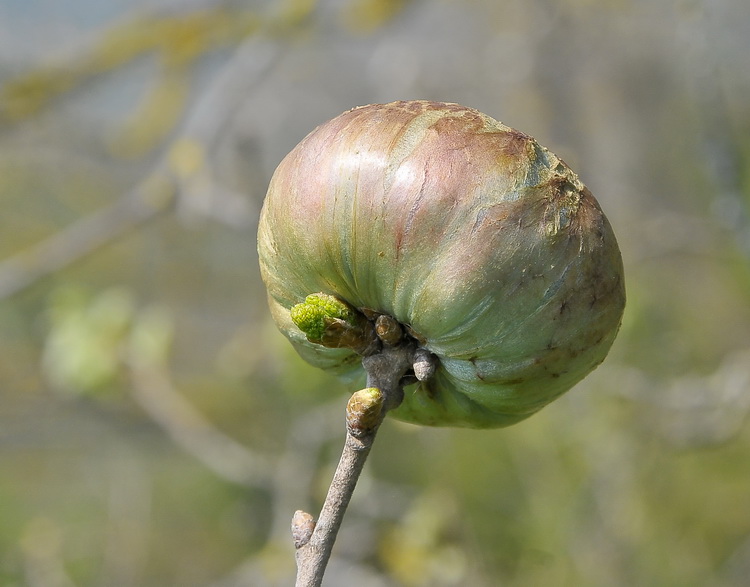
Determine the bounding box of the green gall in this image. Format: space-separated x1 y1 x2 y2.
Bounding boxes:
258 101 625 428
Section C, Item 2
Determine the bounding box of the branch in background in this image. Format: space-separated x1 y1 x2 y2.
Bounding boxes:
127 357 271 488
680 1 750 258
20 518 77 587
206 399 347 587
603 349 750 447
0 34 281 301
0 172 171 300
0 4 261 124
268 401 347 542
101 451 152 587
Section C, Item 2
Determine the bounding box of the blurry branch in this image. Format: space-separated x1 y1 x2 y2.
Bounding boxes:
42 284 272 490
0 0 339 300
270 401 346 541
20 518 77 587
101 451 152 587
0 0 320 110
208 400 345 587
340 0 411 34
209 395 415 586
126 316 283 502
681 1 750 259
722 533 750 585
0 33 281 300
0 172 170 300
605 350 750 447
127 354 272 489
0 6 261 124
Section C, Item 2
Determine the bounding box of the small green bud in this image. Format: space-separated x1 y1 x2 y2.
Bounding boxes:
290 293 379 355
290 293 355 342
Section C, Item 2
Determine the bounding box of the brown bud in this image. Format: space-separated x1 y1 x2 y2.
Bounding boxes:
291 510 316 549
375 314 403 346
346 387 384 437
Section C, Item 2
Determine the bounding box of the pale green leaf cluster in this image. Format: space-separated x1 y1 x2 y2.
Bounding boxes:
42 286 173 396
289 293 356 342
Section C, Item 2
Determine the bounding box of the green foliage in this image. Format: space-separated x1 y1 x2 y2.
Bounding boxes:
42 285 173 396
42 286 135 395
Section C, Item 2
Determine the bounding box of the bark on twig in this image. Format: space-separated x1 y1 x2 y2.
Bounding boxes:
292 336 416 587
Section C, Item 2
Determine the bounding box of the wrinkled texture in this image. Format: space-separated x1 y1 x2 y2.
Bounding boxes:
258 100 625 428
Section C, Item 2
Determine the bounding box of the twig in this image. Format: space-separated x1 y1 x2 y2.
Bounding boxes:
292 331 416 587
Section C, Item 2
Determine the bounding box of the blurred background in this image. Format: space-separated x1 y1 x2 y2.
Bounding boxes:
1 0 749 585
